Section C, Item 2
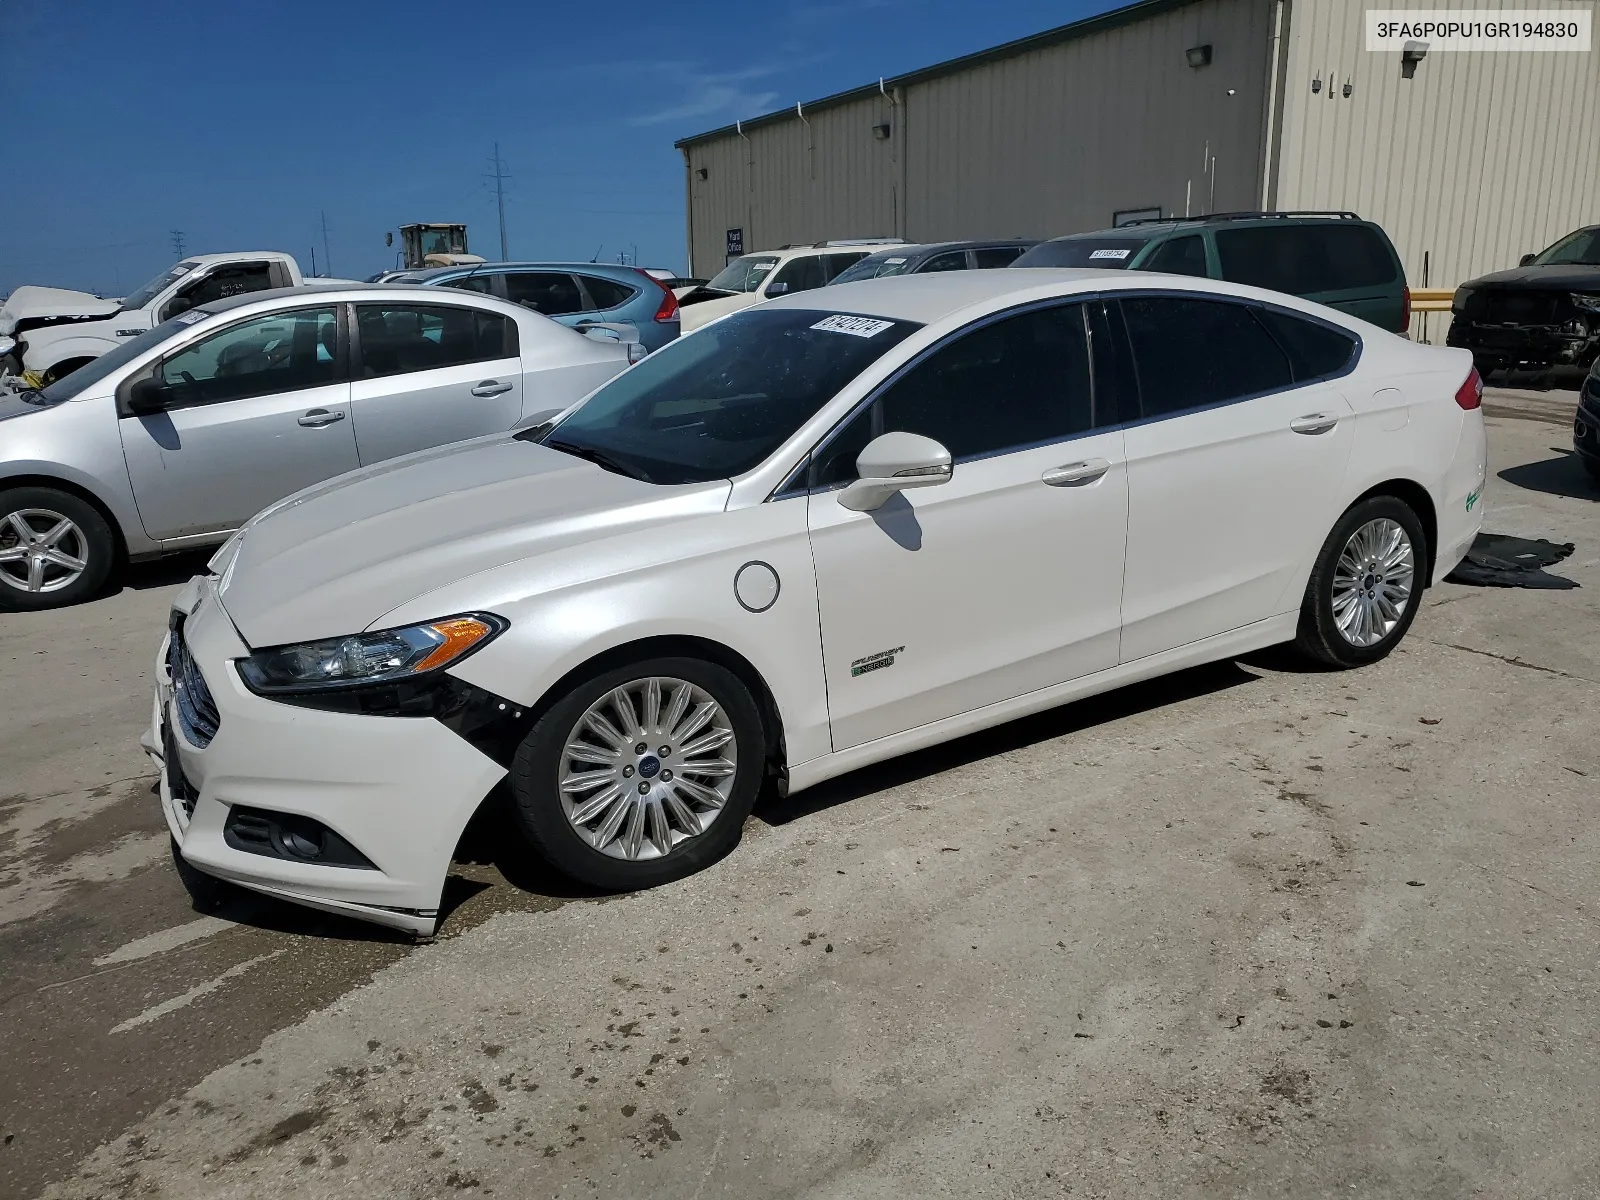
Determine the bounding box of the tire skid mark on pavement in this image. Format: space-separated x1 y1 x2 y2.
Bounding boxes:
109 950 287 1034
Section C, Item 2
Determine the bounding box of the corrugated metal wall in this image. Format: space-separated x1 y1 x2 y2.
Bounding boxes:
682 0 1273 277
685 93 900 278
905 0 1273 241
1273 0 1600 293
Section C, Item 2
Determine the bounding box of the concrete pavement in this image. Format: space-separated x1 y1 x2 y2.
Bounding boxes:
3 387 1597 1199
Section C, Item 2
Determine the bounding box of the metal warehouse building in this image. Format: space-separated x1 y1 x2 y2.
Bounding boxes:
676 0 1599 297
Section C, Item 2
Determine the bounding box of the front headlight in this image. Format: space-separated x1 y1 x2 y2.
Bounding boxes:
1570 293 1600 315
236 614 506 695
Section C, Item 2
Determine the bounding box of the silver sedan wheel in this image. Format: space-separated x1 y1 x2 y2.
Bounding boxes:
558 677 738 861
0 509 90 594
1331 517 1414 647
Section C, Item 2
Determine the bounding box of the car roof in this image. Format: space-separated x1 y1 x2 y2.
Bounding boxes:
191 283 528 318
855 239 1039 261
760 269 1118 323
179 251 290 265
403 262 657 282
759 267 1366 329
1045 213 1377 243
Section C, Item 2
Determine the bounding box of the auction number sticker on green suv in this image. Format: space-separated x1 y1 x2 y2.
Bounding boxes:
812 315 894 338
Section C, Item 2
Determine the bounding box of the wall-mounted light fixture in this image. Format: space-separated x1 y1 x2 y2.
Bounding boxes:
1311 73 1322 93
1342 78 1353 97
1401 39 1428 78
872 123 892 140
1185 43 1213 68
696 167 708 180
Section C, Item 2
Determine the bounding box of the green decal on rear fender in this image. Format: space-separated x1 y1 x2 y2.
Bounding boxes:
1465 487 1481 512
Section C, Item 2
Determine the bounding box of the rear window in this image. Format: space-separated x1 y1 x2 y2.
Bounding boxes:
1255 307 1359 380
831 254 914 284
1215 225 1398 295
1012 237 1150 269
581 276 638 310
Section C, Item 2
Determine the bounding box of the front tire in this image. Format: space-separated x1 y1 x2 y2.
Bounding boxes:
510 657 766 891
1294 496 1427 668
0 486 116 611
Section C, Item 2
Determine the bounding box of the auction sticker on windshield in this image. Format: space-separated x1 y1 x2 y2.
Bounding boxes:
812 315 895 338
1090 248 1132 260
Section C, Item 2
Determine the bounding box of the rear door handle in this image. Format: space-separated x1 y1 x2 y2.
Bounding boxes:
1041 458 1111 487
471 380 514 397
297 408 346 427
1290 413 1339 435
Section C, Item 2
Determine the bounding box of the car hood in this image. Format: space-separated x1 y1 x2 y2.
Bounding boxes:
0 286 121 334
678 291 758 332
216 434 732 647
0 388 59 423
1465 265 1600 290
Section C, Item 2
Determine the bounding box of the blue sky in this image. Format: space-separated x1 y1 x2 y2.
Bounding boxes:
4 0 1109 296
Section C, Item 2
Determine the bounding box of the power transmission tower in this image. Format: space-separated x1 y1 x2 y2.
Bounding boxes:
320 210 332 277
170 229 186 257
485 144 510 260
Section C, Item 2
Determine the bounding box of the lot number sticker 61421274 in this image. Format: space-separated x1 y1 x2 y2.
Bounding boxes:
811 315 895 338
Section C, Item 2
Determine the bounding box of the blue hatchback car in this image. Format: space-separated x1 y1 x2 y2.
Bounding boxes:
403 262 681 353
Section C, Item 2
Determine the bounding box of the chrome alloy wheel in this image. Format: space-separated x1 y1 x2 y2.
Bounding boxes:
558 677 738 861
1331 517 1415 648
0 509 89 594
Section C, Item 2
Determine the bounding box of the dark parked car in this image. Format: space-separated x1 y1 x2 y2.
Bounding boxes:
403 262 681 352
829 239 1039 284
1574 357 1600 481
1013 212 1410 333
1448 225 1600 376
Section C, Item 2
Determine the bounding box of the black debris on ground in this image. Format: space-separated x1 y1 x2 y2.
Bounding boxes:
1446 533 1578 589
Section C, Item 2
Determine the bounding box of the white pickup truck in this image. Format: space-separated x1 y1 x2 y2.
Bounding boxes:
0 251 351 382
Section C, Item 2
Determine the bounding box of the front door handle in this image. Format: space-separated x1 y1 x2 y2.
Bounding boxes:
471 380 514 397
298 408 346 427
1290 413 1339 435
1042 458 1111 487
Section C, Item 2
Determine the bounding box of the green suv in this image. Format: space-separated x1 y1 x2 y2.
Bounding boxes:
1013 212 1410 333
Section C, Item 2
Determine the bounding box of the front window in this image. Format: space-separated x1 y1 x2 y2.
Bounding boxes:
1533 227 1600 267
706 255 779 293
120 260 200 310
1012 237 1151 269
540 307 921 485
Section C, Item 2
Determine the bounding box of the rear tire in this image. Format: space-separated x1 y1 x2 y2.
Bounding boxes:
1293 496 1427 668
509 656 766 891
0 486 116 611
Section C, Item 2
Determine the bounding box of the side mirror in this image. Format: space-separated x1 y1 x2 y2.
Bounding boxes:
125 377 171 416
838 431 953 512
163 296 194 319
765 281 790 296
1519 253 1537 267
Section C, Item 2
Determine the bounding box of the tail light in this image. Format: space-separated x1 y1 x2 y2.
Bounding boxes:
1400 286 1412 334
1455 366 1483 411
636 269 679 323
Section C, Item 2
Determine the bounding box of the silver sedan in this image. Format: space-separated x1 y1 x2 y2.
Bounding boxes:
0 285 635 609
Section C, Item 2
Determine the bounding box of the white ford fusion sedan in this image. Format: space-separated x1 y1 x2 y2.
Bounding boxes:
148 270 1486 934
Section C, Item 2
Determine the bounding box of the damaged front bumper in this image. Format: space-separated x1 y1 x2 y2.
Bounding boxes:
1447 315 1600 370
149 576 511 937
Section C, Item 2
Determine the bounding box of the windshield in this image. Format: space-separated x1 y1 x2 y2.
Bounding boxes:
830 253 916 284
120 260 200 310
1012 237 1152 269
36 315 197 404
1532 227 1600 267
706 255 779 293
542 307 922 485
